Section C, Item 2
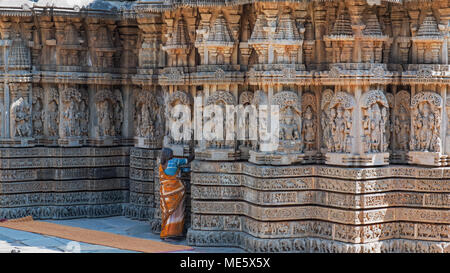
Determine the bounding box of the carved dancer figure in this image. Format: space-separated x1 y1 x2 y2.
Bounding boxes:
302 106 316 151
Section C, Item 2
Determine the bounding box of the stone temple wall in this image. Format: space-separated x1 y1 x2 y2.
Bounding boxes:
188 162 449 252
0 0 448 252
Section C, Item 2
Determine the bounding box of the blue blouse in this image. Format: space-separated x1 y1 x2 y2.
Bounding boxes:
163 158 188 176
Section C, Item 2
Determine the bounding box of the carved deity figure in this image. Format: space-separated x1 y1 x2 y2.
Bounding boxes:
79 98 89 137
47 100 59 137
138 105 152 137
62 100 79 137
32 96 44 136
327 108 337 152
113 90 124 136
12 97 32 138
344 109 352 153
415 102 435 151
369 104 383 152
333 106 347 153
280 108 300 141
394 105 410 151
302 106 316 151
98 100 113 136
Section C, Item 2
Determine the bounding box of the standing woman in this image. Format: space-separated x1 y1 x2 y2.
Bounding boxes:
159 148 194 240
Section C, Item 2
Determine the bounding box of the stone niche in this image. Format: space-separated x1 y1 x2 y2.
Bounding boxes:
325 89 390 166
390 90 411 163
90 88 124 146
163 90 193 157
7 83 34 147
58 87 89 147
249 89 318 165
195 90 240 161
134 87 165 149
408 91 446 166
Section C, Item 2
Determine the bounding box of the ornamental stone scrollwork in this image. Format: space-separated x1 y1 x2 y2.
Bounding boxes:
163 90 193 156
392 90 411 163
409 91 444 166
195 90 239 161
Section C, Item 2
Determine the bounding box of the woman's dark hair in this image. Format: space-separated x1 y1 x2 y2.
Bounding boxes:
161 148 173 166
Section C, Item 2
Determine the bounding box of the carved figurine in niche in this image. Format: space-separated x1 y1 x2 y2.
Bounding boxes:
381 107 389 152
135 90 161 140
302 106 315 151
281 108 300 141
113 89 123 136
327 108 337 152
361 90 389 153
274 91 302 152
11 97 32 138
46 88 59 137
166 91 192 145
320 90 334 152
48 100 59 137
99 101 113 136
61 88 82 138
395 105 410 151
302 93 317 152
64 100 78 137
332 106 346 152
78 93 89 137
94 90 115 137
328 92 355 154
205 91 236 149
369 104 383 152
239 91 254 148
413 102 437 152
344 109 352 153
251 91 268 151
385 93 394 151
32 91 44 137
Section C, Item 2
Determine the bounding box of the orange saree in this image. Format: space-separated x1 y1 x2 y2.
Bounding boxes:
159 164 185 239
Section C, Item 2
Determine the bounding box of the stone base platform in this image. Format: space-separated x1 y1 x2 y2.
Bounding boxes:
408 151 449 166
326 152 389 166
187 161 450 253
0 146 130 220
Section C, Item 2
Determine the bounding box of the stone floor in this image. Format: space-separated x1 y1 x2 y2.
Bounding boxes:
0 216 245 253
